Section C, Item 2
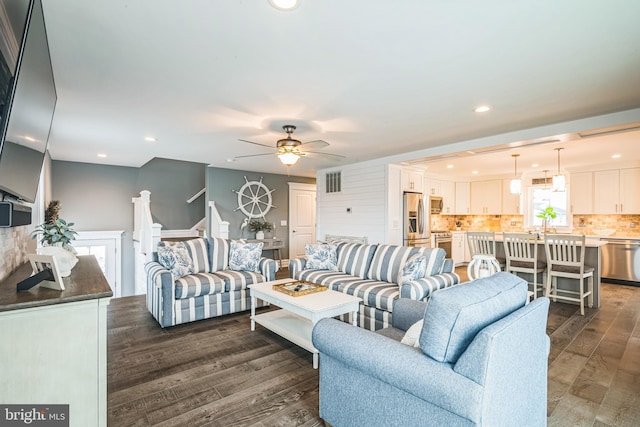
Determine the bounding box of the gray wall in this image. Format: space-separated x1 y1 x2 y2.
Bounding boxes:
206 167 315 258
137 158 206 230
51 161 139 295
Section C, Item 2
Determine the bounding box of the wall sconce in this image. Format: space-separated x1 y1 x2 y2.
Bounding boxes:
552 148 566 192
510 154 522 194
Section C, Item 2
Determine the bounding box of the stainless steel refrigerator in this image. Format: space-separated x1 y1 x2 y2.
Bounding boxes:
403 192 431 247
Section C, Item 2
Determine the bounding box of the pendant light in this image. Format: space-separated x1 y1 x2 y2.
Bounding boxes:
552 148 566 192
278 151 300 166
510 154 521 194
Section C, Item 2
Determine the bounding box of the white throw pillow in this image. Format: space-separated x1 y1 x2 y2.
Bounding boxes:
229 241 263 272
305 244 338 270
157 241 195 281
400 319 424 348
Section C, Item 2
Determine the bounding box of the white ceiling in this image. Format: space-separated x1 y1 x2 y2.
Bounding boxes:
41 0 640 177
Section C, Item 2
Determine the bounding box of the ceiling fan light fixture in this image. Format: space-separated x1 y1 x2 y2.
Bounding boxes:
268 0 300 11
278 151 300 166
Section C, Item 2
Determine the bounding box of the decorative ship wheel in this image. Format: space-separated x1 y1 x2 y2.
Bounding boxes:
233 176 275 219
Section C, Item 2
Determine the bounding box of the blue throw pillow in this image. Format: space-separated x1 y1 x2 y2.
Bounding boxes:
399 254 427 285
305 244 338 270
157 241 194 281
229 241 263 273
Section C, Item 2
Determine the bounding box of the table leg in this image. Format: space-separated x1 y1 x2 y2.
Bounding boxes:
250 296 256 331
313 353 319 369
351 311 357 327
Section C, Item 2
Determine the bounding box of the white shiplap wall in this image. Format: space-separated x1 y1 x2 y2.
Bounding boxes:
317 163 394 244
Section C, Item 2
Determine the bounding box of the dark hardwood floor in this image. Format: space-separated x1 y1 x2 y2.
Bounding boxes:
107 268 640 426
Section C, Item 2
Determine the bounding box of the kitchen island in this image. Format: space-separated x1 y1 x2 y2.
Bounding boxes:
492 234 607 309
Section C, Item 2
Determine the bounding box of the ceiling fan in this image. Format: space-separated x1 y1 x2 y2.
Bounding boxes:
235 125 346 166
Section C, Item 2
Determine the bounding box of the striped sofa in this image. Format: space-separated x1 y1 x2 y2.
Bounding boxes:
289 243 460 331
145 237 278 327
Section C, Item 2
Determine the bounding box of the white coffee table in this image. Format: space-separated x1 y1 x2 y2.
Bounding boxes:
249 279 362 369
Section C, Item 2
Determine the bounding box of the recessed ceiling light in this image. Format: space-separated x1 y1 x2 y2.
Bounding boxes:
226 158 237 163
446 164 454 169
24 136 36 142
268 0 300 11
473 105 491 113
472 170 479 174
611 154 621 159
144 136 157 142
97 153 107 158
531 163 539 167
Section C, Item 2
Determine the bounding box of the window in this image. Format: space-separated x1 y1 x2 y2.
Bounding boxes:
525 181 569 231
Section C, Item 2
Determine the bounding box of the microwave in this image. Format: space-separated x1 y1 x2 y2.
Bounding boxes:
429 196 443 214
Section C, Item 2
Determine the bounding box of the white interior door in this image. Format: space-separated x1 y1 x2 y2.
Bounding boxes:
288 183 316 259
74 231 123 297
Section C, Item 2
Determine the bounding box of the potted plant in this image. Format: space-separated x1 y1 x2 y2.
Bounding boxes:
31 201 79 276
248 219 273 240
536 206 557 235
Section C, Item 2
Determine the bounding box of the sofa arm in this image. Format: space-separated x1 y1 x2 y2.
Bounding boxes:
258 257 278 281
391 298 428 331
312 318 482 421
441 258 454 273
400 272 460 301
288 256 307 279
144 261 176 328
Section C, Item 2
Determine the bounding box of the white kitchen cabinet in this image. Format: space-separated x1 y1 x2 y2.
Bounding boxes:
423 176 440 196
470 180 502 214
501 179 521 214
440 181 455 214
570 172 593 214
402 168 423 192
620 168 640 213
594 168 640 214
455 182 470 214
452 232 466 266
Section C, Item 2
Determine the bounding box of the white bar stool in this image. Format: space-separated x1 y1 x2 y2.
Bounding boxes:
467 254 502 280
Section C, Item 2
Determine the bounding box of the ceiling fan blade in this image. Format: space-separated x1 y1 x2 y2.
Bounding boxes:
303 151 346 161
299 139 329 150
239 139 275 149
234 152 275 159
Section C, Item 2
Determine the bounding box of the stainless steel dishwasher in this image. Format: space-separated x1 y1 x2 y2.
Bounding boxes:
601 238 640 285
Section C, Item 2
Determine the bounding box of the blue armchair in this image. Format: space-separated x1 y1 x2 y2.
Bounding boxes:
312 272 550 427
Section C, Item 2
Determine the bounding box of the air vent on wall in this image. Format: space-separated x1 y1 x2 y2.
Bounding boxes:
325 171 341 193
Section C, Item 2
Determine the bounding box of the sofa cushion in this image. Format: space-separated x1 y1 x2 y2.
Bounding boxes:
157 241 194 280
305 243 338 270
175 272 226 299
419 272 528 363
208 237 230 272
183 237 210 273
336 243 378 278
213 270 267 291
335 279 399 312
229 241 263 272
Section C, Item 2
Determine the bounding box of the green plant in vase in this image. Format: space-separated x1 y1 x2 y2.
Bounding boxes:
536 206 557 235
248 219 273 239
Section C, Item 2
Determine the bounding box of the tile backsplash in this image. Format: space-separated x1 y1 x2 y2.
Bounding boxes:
0 226 33 282
431 214 640 237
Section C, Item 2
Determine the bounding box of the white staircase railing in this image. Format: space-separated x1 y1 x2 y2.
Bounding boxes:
132 190 162 295
209 201 229 239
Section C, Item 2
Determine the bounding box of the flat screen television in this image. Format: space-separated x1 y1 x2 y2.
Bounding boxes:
0 0 56 204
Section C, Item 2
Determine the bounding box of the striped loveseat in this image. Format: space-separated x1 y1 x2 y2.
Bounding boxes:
289 243 460 331
145 237 278 327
